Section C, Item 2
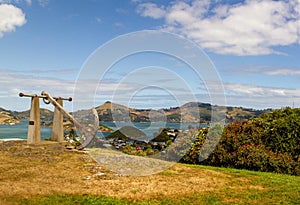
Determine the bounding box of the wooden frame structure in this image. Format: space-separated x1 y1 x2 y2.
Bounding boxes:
19 92 72 144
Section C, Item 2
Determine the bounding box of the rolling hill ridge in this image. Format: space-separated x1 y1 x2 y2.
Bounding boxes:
0 101 271 124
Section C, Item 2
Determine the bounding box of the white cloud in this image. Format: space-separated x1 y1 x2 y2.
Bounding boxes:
0 68 140 110
0 0 17 3
96 17 102 23
0 74 75 97
0 0 31 5
135 0 300 56
37 0 48 7
1 70 299 110
137 3 166 19
225 83 294 97
264 68 300 76
114 22 124 28
225 83 285 96
223 83 300 108
0 4 26 37
0 73 75 111
233 65 300 76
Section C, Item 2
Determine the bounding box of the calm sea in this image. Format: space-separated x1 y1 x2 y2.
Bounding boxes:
0 120 203 140
0 120 52 140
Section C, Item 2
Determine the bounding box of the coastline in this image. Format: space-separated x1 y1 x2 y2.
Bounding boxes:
0 138 25 141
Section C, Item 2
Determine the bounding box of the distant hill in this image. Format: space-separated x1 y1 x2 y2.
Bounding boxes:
94 101 271 123
95 101 151 122
1 102 272 124
0 108 20 124
0 107 54 124
105 126 146 141
13 108 54 121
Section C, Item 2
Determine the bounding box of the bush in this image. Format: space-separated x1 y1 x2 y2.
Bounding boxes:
183 107 300 175
181 128 207 164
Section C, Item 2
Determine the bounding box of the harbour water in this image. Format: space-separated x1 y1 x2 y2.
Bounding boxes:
0 120 52 140
99 121 204 139
0 120 203 140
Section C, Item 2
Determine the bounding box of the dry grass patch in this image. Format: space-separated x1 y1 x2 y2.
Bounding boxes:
0 140 288 205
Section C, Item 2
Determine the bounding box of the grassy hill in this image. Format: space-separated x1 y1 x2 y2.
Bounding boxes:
94 101 270 123
1 102 271 124
105 126 146 141
0 109 19 124
13 108 54 121
0 107 54 122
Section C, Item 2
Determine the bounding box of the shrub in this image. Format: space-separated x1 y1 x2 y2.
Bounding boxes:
183 107 300 175
181 129 207 164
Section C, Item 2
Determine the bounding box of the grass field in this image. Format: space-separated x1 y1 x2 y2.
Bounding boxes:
0 141 299 205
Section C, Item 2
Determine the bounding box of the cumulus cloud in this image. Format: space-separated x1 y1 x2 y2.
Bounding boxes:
0 73 75 111
263 68 300 76
1 68 299 110
37 0 48 7
224 83 300 108
0 4 26 38
0 0 46 6
228 65 300 76
0 74 75 97
0 0 27 4
0 68 142 110
135 0 300 56
136 3 166 19
225 83 285 97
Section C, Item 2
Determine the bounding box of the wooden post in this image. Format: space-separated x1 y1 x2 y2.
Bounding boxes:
20 92 72 144
51 98 64 142
41 91 99 149
27 96 40 144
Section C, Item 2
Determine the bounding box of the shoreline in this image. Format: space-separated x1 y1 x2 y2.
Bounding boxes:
0 138 25 141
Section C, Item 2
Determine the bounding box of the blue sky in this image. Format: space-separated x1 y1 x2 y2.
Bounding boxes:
0 0 299 111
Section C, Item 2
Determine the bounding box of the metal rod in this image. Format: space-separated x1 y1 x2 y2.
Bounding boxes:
19 92 72 101
40 91 83 130
40 91 99 149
